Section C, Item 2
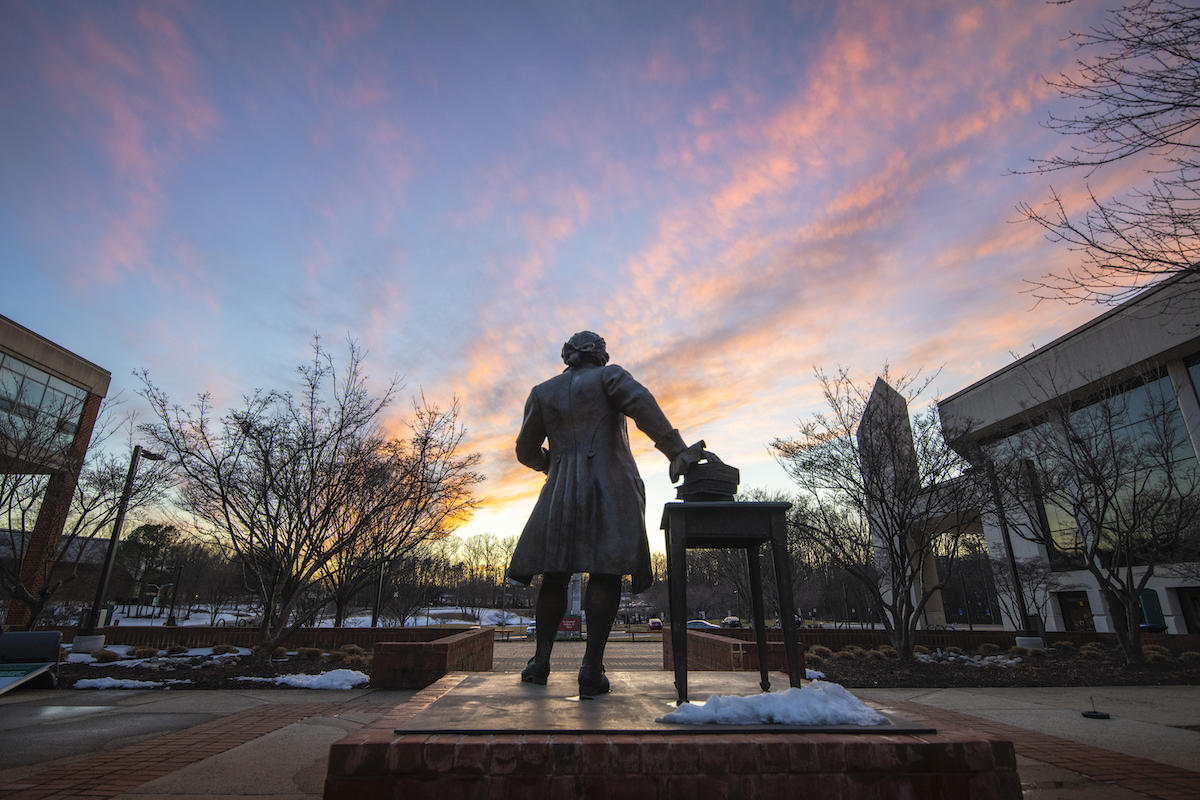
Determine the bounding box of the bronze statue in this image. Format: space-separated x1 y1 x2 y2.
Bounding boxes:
507 331 705 697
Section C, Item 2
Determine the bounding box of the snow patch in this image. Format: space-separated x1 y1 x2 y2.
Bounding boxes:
805 668 826 680
658 681 886 727
235 669 369 689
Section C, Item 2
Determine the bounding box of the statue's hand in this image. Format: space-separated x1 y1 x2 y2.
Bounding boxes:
670 440 707 483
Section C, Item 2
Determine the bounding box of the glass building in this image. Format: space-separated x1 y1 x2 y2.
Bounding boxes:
938 274 1200 635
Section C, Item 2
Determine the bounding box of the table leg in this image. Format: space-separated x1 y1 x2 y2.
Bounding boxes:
746 543 770 693
666 522 689 704
769 511 803 687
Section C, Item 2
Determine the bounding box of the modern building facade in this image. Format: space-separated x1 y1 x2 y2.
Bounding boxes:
938 274 1200 634
1 314 110 628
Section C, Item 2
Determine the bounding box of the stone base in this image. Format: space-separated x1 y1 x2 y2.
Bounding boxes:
325 672 1021 799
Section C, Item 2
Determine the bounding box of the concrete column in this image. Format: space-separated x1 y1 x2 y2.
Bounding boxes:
4 392 103 629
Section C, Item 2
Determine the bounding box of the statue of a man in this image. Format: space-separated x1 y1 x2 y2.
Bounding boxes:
507 331 704 697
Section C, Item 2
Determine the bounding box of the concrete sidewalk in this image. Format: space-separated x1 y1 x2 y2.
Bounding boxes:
1 641 1196 799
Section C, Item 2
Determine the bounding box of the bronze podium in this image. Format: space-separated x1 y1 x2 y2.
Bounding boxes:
661 500 803 704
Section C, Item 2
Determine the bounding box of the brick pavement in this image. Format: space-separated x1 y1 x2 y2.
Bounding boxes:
2 641 1195 800
0 700 394 800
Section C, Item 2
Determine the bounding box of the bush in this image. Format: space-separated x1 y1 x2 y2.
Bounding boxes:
93 648 122 663
297 647 323 660
1027 647 1047 659
1145 650 1170 663
1142 643 1171 658
325 650 346 664
805 655 825 667
211 644 238 655
831 649 858 661
914 644 931 655
271 646 288 660
166 645 188 655
340 644 365 656
843 645 865 655
1178 651 1200 664
807 645 833 659
946 646 965 655
865 649 886 660
978 643 1001 655
878 644 898 658
1007 646 1029 657
129 646 160 659
1079 645 1103 659
343 654 371 670
1050 639 1075 650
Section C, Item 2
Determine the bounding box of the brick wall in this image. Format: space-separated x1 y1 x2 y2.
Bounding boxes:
663 630 807 674
51 624 487 651
372 629 494 689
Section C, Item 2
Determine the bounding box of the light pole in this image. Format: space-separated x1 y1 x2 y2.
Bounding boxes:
74 445 165 651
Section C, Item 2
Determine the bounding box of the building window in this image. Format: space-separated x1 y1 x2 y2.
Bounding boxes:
0 352 88 455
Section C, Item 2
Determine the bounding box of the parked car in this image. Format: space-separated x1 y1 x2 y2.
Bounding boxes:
722 616 742 628
686 619 721 630
648 618 663 630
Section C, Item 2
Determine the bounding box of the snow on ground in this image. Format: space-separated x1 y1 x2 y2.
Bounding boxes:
98 605 533 628
658 681 887 727
805 667 826 679
235 669 369 689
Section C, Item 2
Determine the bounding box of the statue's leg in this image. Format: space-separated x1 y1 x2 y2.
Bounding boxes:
579 573 620 696
523 572 569 684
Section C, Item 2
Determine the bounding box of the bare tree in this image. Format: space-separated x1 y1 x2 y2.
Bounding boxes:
989 367 1200 661
988 555 1058 635
1020 0 1200 304
772 368 987 659
2 400 170 627
138 338 481 658
319 398 481 627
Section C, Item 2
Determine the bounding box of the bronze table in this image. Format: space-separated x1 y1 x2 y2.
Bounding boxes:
660 501 802 704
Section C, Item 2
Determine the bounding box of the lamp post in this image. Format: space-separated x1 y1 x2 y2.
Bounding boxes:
73 445 165 652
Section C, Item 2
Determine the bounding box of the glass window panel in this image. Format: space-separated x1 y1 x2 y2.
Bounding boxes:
47 375 87 401
0 366 20 403
16 376 45 412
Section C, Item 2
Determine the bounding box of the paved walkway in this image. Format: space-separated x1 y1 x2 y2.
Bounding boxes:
0 641 1196 799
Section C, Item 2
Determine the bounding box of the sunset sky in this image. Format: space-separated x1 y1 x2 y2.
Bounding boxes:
2 1 1126 547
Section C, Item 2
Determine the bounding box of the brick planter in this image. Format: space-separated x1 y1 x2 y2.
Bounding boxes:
372 628 494 689
662 629 808 675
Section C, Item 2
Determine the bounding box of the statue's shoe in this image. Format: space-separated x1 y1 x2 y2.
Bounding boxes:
521 657 550 685
577 664 609 698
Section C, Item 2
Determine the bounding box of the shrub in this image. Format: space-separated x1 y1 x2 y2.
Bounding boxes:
807 645 833 659
805 655 825 667
211 644 238 655
343 654 371 670
843 645 865 655
1079 646 1103 659
93 648 122 663
914 645 931 655
1178 651 1200 664
865 649 886 660
1142 643 1171 658
271 646 288 660
1145 651 1170 663
298 647 323 660
340 644 365 656
831 649 858 661
946 646 965 655
1027 648 1047 659
325 650 346 664
129 646 160 659
1050 639 1075 650
1007 646 1029 657
978 643 1001 656
878 644 898 658
166 645 188 656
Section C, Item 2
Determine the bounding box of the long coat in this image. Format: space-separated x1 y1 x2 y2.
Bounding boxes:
507 363 685 593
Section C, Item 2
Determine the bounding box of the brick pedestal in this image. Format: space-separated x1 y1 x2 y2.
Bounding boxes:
325 673 1021 799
